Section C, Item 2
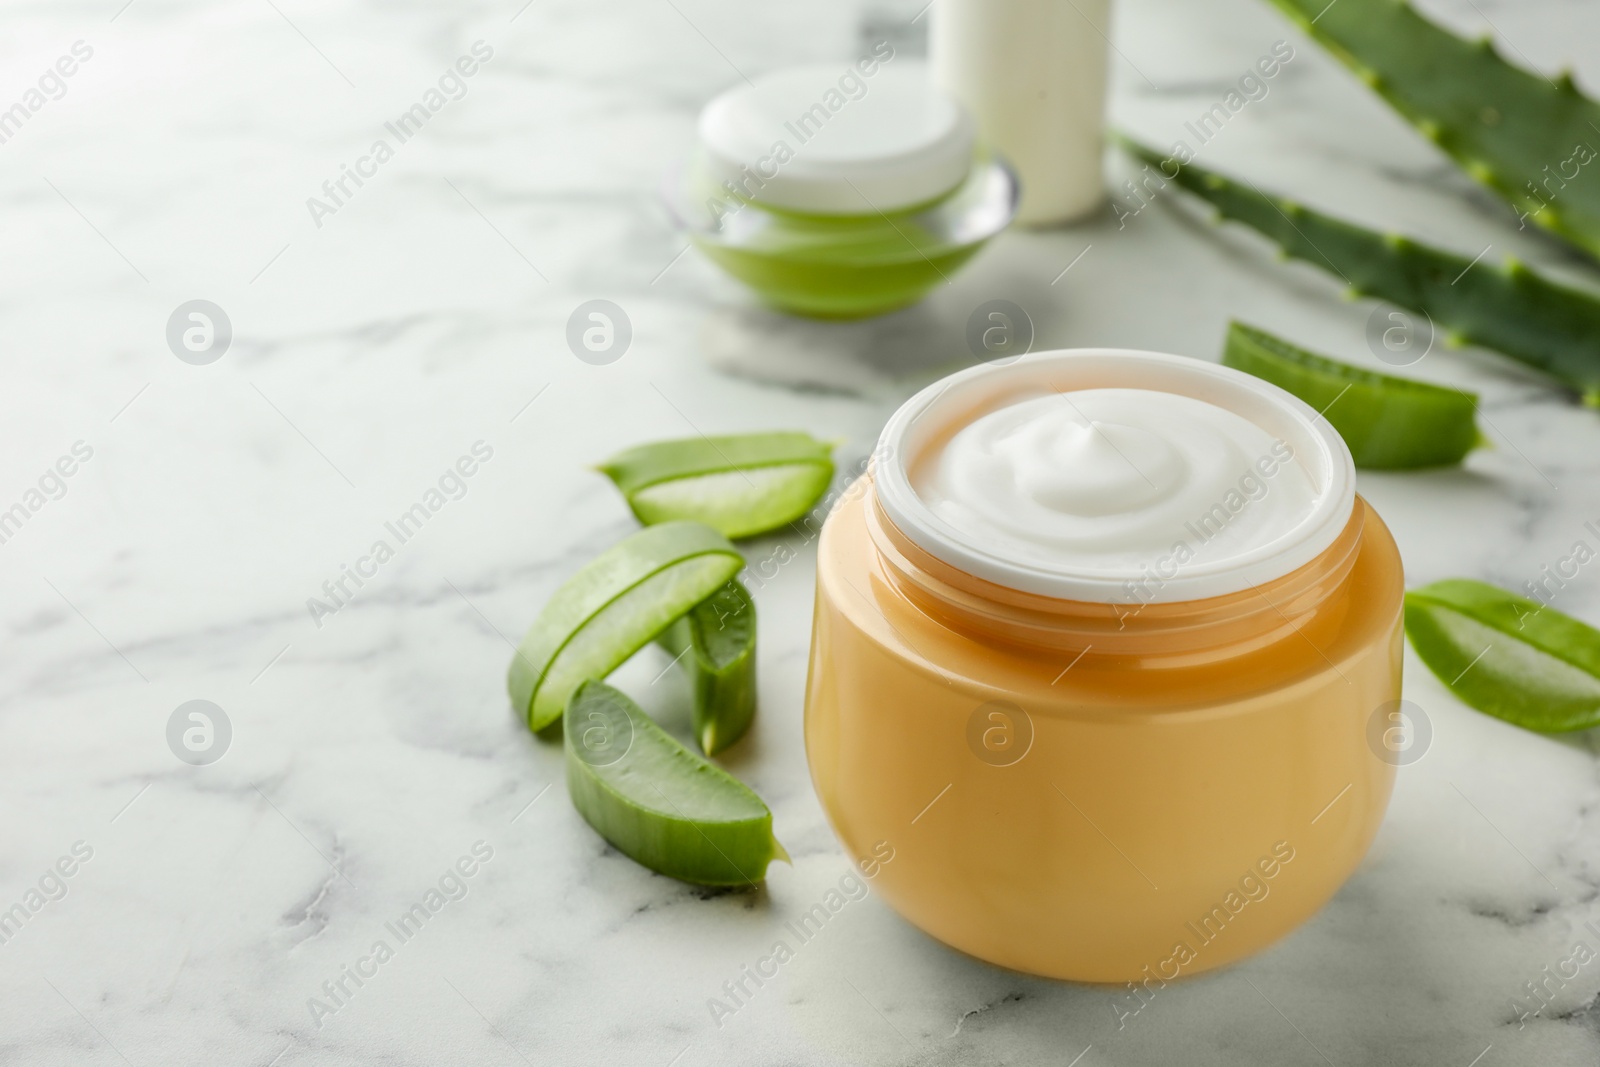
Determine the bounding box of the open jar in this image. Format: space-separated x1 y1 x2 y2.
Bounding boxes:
804 349 1404 982
663 61 1017 319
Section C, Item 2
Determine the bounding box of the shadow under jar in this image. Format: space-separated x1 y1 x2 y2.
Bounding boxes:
804 349 1404 982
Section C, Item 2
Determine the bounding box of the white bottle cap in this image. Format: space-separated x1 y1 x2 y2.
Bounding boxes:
697 62 975 215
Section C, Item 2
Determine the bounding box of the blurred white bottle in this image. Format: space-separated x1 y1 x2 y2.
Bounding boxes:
930 0 1111 226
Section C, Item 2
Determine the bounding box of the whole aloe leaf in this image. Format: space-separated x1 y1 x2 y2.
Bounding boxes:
1262 0 1600 258
1119 138 1600 404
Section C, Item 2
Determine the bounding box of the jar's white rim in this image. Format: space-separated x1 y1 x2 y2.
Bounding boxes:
872 349 1357 604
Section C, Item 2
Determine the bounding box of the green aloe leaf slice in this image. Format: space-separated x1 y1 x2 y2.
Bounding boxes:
597 432 835 539
565 679 788 886
658 579 757 755
508 522 744 731
1405 578 1600 732
1222 320 1484 469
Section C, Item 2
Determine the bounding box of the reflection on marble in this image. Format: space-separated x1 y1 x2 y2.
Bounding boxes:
3 0 1600 1062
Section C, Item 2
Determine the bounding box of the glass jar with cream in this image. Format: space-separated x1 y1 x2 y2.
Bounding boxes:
663 61 1017 319
804 349 1403 981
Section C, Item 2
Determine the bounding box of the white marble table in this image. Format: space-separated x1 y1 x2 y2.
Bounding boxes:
5 0 1600 1063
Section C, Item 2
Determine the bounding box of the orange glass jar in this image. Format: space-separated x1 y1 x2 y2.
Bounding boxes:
803 349 1403 982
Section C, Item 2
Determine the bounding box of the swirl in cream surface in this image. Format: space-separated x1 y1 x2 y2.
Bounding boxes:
915 388 1319 579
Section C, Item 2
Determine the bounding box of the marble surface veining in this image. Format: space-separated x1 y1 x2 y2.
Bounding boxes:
4 0 1600 1063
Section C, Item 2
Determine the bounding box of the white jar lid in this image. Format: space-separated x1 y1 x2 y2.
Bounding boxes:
697 62 975 215
873 350 1358 604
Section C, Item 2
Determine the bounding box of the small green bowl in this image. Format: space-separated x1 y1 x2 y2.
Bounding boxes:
663 154 1018 319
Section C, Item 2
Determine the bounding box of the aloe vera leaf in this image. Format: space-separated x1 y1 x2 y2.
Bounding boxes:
1405 579 1600 733
564 679 788 885
1222 320 1483 469
658 579 758 755
597 432 835 539
1119 137 1600 403
1262 0 1600 258
507 522 744 731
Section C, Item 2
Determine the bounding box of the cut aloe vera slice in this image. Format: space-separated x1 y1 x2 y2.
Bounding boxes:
1405 579 1600 733
565 679 788 885
508 522 744 731
1223 321 1483 469
658 580 757 755
597 432 835 539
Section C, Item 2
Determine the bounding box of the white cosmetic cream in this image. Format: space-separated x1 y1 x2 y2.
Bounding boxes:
917 388 1318 580
876 350 1356 603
